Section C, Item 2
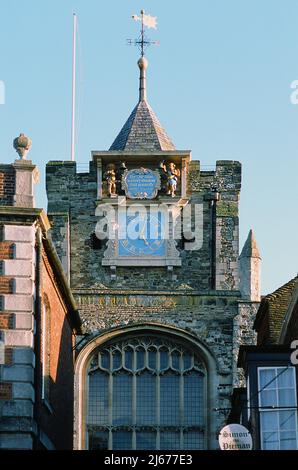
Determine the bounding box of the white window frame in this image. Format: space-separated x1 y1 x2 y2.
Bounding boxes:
258 366 298 450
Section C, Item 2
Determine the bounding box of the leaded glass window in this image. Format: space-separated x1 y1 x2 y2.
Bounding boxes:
87 335 206 450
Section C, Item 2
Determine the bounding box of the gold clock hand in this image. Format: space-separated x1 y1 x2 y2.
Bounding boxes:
139 222 149 246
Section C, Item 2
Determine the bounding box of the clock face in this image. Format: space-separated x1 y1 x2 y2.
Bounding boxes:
118 212 166 257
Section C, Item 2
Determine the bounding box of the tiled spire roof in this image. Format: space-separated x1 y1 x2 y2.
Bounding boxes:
109 57 175 152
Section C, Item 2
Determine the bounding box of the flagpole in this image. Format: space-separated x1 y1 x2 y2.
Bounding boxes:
141 10 144 57
71 13 77 162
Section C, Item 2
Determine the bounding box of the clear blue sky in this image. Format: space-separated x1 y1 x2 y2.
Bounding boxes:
0 0 297 294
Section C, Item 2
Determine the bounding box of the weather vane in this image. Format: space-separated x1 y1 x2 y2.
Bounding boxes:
127 10 159 57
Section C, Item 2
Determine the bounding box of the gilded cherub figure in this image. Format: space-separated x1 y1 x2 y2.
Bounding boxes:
166 162 180 197
104 164 117 197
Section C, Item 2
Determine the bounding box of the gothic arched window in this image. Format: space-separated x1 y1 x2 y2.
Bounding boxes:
86 335 206 450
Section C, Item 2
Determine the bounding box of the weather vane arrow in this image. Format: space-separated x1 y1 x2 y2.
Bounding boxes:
127 9 159 57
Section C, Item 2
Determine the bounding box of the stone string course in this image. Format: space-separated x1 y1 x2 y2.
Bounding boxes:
76 292 237 373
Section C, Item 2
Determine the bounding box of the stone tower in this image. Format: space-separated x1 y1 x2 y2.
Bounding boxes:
46 48 257 450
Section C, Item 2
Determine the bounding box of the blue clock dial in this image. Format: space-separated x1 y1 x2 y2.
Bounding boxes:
118 212 166 257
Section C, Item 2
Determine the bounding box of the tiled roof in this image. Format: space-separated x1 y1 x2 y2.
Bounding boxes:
109 100 175 152
254 276 298 345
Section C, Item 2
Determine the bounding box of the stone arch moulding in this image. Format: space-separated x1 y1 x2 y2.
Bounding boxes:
73 322 220 450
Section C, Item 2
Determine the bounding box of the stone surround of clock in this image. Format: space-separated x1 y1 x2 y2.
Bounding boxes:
94 150 189 268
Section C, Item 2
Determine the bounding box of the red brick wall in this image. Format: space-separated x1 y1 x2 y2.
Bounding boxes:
0 242 14 259
0 169 15 205
0 271 14 329
5 347 13 365
0 277 13 293
0 382 12 400
0 313 14 329
0 239 16 405
0 349 13 402
36 249 75 450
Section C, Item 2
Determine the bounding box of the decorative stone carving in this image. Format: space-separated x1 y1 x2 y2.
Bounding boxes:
13 133 32 160
12 135 39 208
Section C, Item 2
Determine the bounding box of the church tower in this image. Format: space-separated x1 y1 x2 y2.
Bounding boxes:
46 12 257 450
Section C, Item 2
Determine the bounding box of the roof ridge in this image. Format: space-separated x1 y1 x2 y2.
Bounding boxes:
265 276 298 301
145 102 175 150
254 276 298 338
109 103 139 151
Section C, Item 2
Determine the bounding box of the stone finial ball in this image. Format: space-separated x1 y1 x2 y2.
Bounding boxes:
138 56 148 70
13 133 32 160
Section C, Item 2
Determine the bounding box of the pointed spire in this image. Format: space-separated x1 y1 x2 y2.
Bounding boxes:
138 56 148 102
239 229 261 301
110 13 174 152
109 55 175 151
240 229 261 259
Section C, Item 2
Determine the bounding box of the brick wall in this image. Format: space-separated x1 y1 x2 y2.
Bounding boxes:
0 220 77 450
0 167 15 206
0 261 20 329
0 382 12 400
4 347 13 364
35 248 75 450
0 242 14 259
0 224 35 450
0 277 13 294
0 313 14 329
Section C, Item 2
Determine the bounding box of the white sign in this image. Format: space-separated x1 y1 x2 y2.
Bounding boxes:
218 424 252 451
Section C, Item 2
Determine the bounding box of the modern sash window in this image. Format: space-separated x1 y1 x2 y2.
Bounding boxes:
258 366 298 450
87 336 206 450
